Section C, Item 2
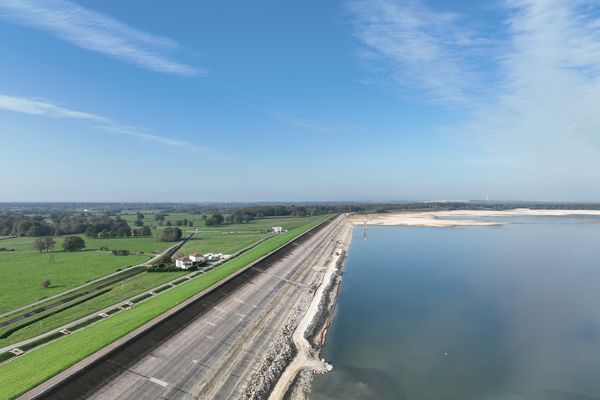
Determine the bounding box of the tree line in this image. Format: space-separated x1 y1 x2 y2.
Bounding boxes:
0 212 154 238
32 236 86 252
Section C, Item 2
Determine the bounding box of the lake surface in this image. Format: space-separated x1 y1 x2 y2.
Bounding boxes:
311 217 600 400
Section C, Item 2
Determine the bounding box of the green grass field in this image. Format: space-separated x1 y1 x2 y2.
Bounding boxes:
120 210 325 232
179 232 268 255
0 215 332 400
0 251 148 314
0 270 185 348
0 215 325 324
0 236 172 254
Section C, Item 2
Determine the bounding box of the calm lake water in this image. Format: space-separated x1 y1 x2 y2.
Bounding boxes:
311 217 600 400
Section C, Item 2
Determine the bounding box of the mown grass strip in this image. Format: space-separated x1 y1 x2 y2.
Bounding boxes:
0 271 184 348
67 315 103 332
0 215 331 400
0 266 144 325
0 288 113 339
0 352 15 364
19 332 64 352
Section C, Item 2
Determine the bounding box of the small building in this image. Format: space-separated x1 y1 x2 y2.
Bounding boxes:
272 226 284 233
189 253 205 262
175 256 194 269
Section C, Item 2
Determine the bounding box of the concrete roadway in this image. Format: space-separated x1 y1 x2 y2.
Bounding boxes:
41 216 345 400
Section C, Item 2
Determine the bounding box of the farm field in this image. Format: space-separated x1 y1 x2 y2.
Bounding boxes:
0 214 331 400
0 270 185 348
176 215 326 255
0 251 148 314
0 236 172 255
119 211 325 233
0 215 324 320
179 232 268 255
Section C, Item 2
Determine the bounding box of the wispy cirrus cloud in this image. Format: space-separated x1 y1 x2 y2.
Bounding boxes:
465 0 600 172
0 0 201 76
0 93 108 122
0 93 208 152
347 0 492 104
348 0 600 183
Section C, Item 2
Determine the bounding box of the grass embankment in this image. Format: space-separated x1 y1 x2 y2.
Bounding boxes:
0 250 148 313
0 266 146 324
1 216 322 314
0 215 331 400
180 232 267 255
0 271 185 348
0 216 322 347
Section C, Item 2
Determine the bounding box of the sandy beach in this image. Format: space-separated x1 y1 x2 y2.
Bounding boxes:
349 209 600 228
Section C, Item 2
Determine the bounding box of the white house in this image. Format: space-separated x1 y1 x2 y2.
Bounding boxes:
189 253 205 262
175 256 194 269
272 226 284 233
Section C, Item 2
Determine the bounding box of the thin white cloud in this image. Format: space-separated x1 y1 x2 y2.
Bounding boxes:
0 94 108 122
98 124 209 153
0 93 207 152
348 0 600 186
0 0 201 76
347 0 490 104
269 111 336 134
464 0 600 173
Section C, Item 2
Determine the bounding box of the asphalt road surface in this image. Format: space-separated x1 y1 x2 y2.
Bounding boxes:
38 216 345 400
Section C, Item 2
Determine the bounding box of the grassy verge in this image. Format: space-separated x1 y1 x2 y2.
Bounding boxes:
0 215 332 399
0 251 148 313
0 271 185 347
0 266 145 325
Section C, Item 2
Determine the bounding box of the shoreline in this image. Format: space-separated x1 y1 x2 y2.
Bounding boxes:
266 218 353 400
350 208 600 228
261 209 600 399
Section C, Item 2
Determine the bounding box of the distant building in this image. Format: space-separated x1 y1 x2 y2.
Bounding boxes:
189 253 205 262
272 226 284 233
175 256 194 269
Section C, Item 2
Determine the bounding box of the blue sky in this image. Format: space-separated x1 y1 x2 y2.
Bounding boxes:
1 0 600 202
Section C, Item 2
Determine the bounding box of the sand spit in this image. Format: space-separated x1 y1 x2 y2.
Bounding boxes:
350 209 600 228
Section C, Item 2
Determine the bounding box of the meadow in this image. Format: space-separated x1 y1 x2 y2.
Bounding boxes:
0 250 148 314
0 215 331 399
0 215 325 340
0 270 185 348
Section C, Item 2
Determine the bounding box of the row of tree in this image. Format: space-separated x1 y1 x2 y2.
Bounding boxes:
0 214 53 237
32 236 86 252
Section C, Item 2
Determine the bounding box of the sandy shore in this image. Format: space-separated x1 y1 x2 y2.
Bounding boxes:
350 209 600 228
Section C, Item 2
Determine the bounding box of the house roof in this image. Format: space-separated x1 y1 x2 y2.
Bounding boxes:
176 256 192 262
189 252 204 257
